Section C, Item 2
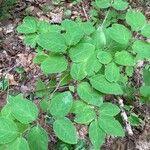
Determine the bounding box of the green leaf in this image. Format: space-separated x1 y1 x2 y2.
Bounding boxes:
70 62 87 81
97 51 112 64
91 28 106 49
115 51 135 66
77 82 103 107
71 101 88 114
78 21 95 35
60 73 72 86
62 20 84 46
71 101 96 124
126 9 146 31
89 75 123 95
98 115 125 136
48 25 62 33
108 24 132 45
15 122 29 133
105 62 120 82
69 43 95 62
143 69 150 86
64 30 84 46
61 19 77 31
17 16 37 34
6 137 29 150
41 54 68 74
11 96 38 124
49 91 73 118
33 53 48 64
89 120 106 150
40 99 50 112
132 40 150 59
0 118 18 144
37 20 50 33
24 34 39 48
69 85 75 92
128 113 142 126
86 53 102 76
140 86 150 97
112 0 128 10
27 126 48 150
125 66 134 77
1 104 13 119
99 102 120 116
35 80 46 97
95 0 111 8
37 32 67 52
53 118 78 144
75 108 96 124
141 24 150 38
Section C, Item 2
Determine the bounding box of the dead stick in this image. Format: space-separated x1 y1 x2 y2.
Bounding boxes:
117 96 133 135
81 3 89 20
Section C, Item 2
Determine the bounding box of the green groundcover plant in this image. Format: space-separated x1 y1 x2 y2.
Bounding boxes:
0 0 150 149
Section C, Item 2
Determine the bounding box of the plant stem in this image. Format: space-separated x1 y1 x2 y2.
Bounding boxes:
98 0 114 30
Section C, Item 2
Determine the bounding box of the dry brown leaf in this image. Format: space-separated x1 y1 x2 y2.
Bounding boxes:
5 74 18 85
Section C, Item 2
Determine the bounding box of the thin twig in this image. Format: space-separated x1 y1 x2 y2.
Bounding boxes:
117 96 133 136
98 9 110 30
82 3 89 20
50 74 68 99
35 85 69 93
2 62 20 76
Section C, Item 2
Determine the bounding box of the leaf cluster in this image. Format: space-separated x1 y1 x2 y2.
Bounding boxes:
1 0 150 149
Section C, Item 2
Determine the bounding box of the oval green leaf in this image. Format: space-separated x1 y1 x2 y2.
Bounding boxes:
69 43 95 62
49 91 73 118
126 9 146 31
27 126 48 150
86 53 102 76
41 55 68 74
71 101 96 124
91 28 106 49
0 118 18 144
17 16 37 34
77 82 103 107
89 120 106 149
99 102 120 116
89 75 123 95
112 0 128 10
95 0 111 8
98 115 125 137
70 62 87 81
97 51 112 64
53 118 78 144
132 40 150 59
115 51 135 66
6 137 29 150
37 32 67 52
108 24 132 45
141 24 150 38
11 96 38 124
105 62 120 82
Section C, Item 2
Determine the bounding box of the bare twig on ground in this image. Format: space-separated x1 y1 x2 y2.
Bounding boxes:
81 3 89 20
2 62 20 76
117 96 133 136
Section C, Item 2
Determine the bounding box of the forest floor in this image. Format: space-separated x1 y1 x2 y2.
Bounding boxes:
0 0 150 150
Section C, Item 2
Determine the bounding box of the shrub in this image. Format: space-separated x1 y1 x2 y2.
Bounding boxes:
0 0 150 149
